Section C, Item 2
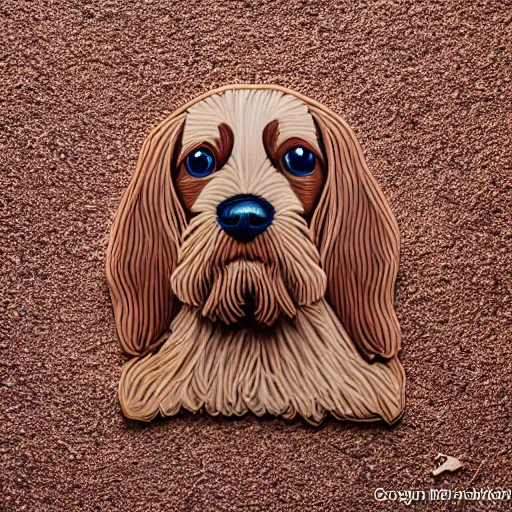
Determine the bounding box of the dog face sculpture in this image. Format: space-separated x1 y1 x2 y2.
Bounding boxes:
107 85 405 425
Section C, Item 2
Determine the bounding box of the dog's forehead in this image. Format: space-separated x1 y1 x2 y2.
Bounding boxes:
181 89 320 153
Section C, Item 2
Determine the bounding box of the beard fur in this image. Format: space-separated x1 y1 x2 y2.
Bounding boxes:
170 213 327 326
201 260 296 325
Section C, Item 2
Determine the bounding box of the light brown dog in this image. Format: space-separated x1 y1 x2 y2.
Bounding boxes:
106 84 405 425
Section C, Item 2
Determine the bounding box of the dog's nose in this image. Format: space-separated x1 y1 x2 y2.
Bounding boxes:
216 194 274 242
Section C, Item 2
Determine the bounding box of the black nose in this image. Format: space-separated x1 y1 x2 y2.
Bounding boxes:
216 194 274 242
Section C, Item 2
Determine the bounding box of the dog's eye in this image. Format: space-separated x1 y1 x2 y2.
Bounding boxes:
282 146 316 176
185 147 216 178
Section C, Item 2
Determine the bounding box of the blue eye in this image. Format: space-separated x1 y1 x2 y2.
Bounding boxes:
283 146 316 176
185 147 216 178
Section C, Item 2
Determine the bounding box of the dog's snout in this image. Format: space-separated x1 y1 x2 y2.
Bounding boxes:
216 194 274 242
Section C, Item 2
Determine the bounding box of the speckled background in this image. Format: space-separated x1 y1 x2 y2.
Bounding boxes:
1 1 511 510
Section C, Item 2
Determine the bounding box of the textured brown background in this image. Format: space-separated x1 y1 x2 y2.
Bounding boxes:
1 0 511 510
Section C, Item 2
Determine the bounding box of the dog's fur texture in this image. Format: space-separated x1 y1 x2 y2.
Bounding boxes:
106 85 405 425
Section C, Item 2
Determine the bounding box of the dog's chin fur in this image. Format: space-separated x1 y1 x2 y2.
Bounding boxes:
170 214 328 327
119 299 405 426
201 260 297 327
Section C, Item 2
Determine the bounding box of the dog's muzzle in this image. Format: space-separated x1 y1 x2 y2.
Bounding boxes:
216 194 274 243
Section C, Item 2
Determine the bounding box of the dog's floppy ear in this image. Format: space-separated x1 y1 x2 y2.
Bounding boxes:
106 114 187 356
309 106 401 362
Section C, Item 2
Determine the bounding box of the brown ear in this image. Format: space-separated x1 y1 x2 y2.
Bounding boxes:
106 114 187 356
309 106 401 362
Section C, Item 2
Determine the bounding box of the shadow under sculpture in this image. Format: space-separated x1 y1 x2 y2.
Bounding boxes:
106 84 405 426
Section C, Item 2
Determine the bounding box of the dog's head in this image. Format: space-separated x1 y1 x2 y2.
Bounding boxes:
106 85 400 362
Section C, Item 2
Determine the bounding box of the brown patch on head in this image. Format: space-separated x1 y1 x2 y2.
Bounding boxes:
175 123 234 211
263 120 325 215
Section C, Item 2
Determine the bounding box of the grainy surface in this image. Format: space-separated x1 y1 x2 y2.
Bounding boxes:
1 0 511 511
